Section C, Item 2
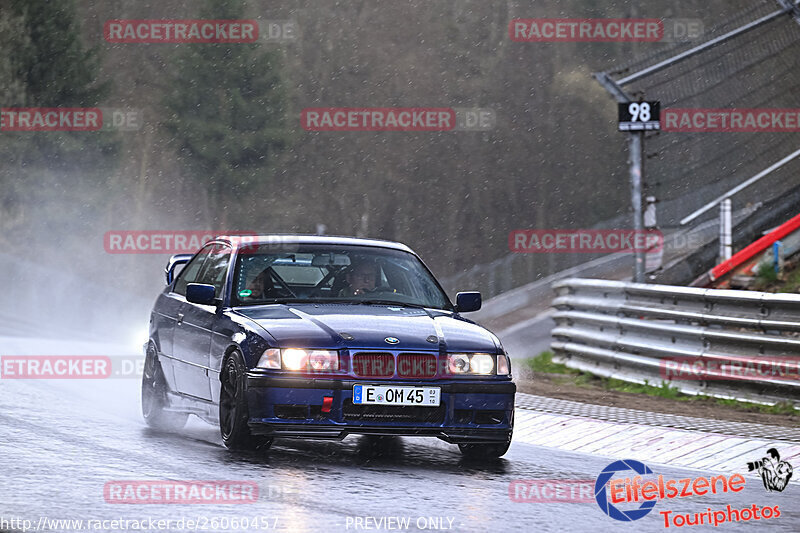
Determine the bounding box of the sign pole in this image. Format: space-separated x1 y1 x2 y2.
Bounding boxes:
594 74 660 283
618 100 660 283
629 131 645 282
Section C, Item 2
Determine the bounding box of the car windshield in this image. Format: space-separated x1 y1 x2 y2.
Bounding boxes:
231 243 452 310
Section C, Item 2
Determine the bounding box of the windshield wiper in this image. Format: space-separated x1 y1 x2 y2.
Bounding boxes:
357 300 427 309
258 298 362 305
240 298 432 309
251 298 327 305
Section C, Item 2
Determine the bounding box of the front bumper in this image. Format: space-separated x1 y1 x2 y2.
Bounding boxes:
245 374 515 444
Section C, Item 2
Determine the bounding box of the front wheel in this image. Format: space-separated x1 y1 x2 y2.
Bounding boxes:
142 344 188 431
219 351 273 451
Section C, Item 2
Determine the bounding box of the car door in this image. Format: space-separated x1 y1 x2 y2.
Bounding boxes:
172 243 232 401
159 245 214 392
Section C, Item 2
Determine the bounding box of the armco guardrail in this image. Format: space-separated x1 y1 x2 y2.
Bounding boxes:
550 278 800 407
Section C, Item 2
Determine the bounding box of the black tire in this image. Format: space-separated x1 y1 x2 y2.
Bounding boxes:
458 440 511 459
219 351 273 451
142 344 189 431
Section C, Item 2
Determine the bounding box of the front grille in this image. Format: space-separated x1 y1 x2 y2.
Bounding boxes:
342 400 446 423
397 353 437 378
352 352 395 377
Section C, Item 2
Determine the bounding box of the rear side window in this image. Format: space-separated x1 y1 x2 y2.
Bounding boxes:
173 245 213 296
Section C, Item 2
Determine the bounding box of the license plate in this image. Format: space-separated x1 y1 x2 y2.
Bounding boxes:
353 385 440 407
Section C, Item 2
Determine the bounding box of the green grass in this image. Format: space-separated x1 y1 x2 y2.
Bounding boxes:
777 265 800 293
527 350 579 374
755 261 778 286
526 351 799 416
753 257 800 293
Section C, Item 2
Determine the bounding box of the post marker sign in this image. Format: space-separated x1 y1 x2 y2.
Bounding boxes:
619 101 661 131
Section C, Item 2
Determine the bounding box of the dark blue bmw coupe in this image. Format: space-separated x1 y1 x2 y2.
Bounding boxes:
143 235 515 457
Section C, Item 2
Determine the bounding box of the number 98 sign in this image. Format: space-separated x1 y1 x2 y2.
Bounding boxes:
618 101 660 131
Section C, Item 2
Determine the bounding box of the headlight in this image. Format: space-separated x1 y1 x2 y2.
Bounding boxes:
448 353 471 374
281 348 308 370
446 353 496 375
257 348 339 372
307 350 339 372
470 353 494 375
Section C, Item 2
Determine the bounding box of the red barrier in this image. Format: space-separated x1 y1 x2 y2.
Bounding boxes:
706 212 800 283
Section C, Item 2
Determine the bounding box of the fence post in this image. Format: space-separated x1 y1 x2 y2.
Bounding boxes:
719 198 733 262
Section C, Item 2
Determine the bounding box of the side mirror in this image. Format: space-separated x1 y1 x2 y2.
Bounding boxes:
165 254 193 285
455 291 482 313
186 283 216 306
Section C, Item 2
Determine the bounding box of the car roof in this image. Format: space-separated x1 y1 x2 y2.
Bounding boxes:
214 234 415 254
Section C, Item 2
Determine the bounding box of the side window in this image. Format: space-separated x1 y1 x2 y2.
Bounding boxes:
195 244 232 296
173 246 213 296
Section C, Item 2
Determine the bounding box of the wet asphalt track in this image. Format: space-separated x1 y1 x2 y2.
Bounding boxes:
1 337 799 533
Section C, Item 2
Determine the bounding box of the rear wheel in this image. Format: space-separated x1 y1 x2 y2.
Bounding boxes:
219 351 273 451
142 344 188 431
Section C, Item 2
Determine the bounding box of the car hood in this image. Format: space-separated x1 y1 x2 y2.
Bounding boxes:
233 304 500 353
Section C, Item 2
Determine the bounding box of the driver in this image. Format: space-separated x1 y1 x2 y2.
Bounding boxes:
242 267 273 300
339 259 380 297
